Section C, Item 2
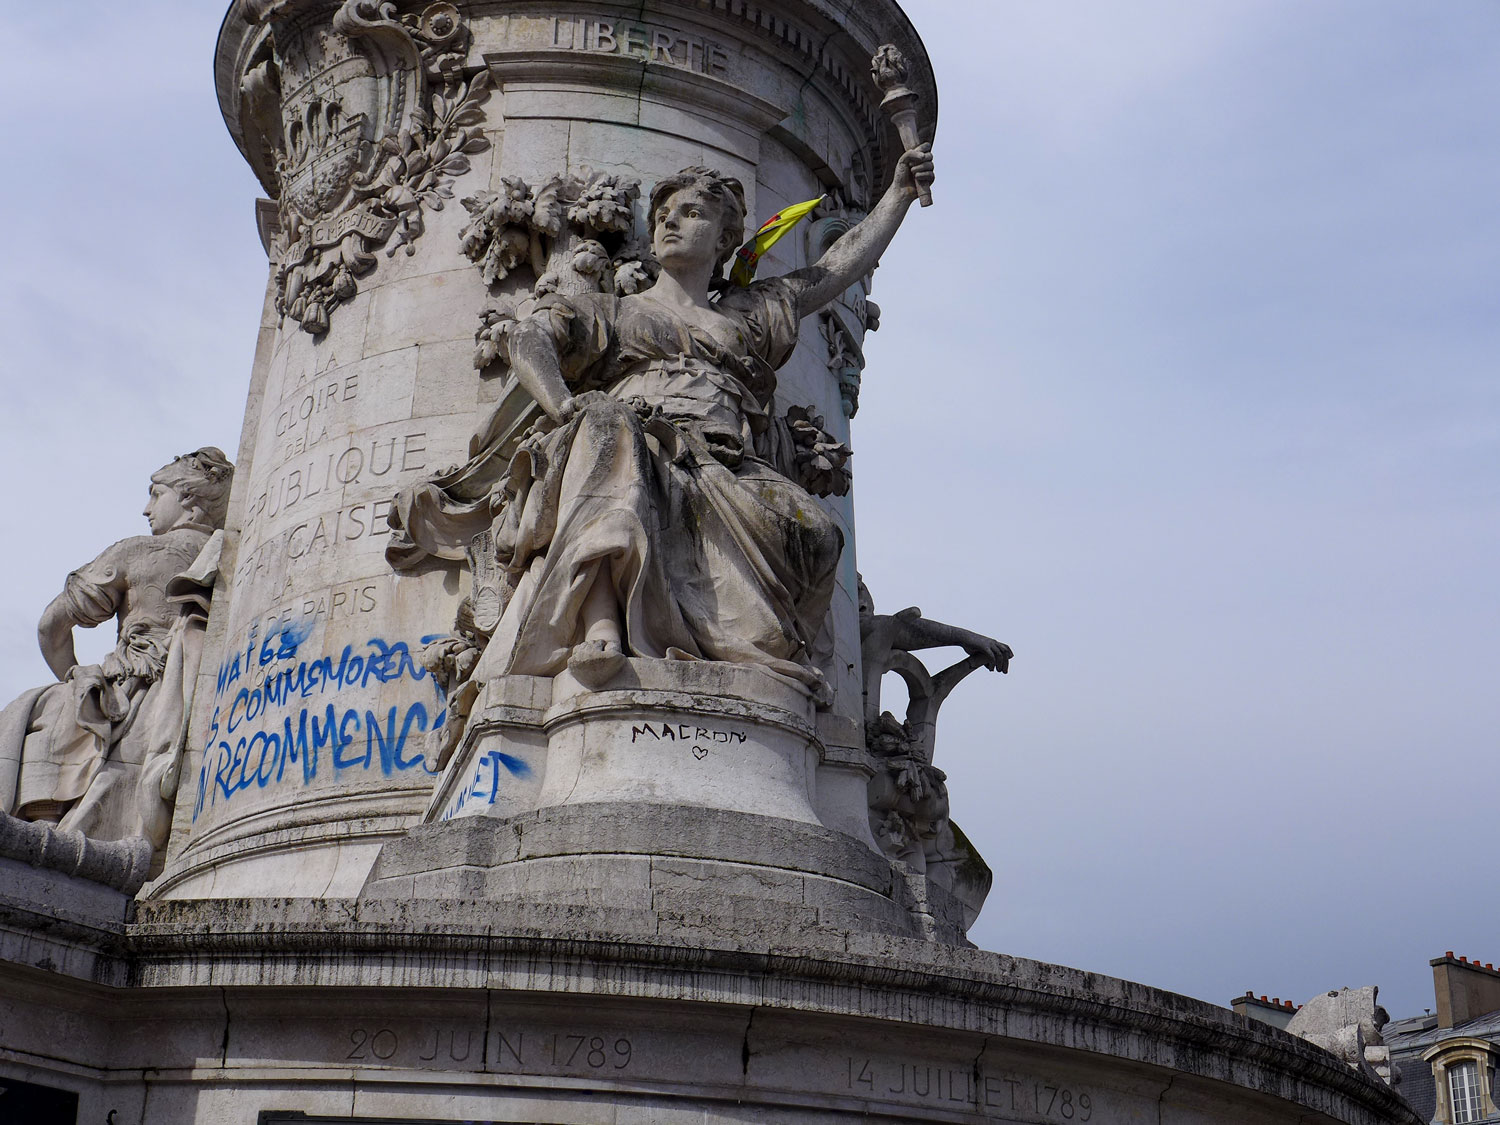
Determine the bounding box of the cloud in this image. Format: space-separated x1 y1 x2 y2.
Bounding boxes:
0 0 1494 1021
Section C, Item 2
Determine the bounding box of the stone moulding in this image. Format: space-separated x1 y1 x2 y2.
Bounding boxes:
0 895 1424 1125
0 812 154 896
235 0 493 334
216 0 937 202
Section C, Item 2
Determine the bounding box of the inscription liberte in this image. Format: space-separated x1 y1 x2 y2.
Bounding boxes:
497 13 731 76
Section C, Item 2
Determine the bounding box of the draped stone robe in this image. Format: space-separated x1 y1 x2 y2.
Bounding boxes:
0 528 218 843
392 277 843 700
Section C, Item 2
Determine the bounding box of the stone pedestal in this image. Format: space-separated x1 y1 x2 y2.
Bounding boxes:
368 658 951 938
0 886 1424 1125
431 660 825 827
156 0 931 902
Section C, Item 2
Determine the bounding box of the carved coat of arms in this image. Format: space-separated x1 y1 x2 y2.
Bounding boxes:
243 0 490 334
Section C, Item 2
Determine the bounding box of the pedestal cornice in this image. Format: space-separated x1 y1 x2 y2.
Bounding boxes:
216 0 938 201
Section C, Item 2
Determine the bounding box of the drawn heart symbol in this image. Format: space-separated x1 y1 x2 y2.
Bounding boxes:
692 745 709 760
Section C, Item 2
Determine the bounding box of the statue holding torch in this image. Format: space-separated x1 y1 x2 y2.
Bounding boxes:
872 44 934 208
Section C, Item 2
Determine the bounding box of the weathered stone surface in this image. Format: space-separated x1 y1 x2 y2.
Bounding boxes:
1286 986 1394 1085
0 5 1418 1124
0 891 1423 1125
0 450 232 853
169 0 932 896
0 813 153 897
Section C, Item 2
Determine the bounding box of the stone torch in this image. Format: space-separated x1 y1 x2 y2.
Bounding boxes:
871 44 932 207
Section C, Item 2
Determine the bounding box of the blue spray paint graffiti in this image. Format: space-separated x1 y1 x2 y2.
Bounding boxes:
193 623 449 821
440 750 534 822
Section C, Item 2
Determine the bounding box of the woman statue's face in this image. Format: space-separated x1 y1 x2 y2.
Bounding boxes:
652 187 730 271
143 482 189 535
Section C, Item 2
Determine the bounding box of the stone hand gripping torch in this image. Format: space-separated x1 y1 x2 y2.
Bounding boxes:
871 44 932 207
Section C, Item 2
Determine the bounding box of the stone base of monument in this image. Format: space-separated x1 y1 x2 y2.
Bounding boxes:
0 865 1419 1125
361 803 969 943
374 658 973 943
428 660 835 826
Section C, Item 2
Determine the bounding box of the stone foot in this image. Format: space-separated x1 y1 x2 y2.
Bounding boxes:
568 640 627 688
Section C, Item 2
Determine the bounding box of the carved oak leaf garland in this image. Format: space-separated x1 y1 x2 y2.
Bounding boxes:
784 405 853 498
362 71 493 261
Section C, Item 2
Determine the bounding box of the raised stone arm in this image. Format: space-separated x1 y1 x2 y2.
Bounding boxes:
880 607 1012 674
783 144 935 320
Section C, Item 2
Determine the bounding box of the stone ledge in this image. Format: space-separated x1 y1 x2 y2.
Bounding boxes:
364 803 898 896
0 813 153 895
0 896 1422 1125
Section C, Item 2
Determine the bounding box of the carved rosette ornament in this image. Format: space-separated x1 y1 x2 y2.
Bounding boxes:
246 0 491 334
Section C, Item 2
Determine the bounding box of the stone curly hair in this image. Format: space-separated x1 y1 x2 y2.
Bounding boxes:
151 447 235 531
648 167 747 275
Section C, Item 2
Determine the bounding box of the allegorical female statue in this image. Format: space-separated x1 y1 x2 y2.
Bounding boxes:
392 146 936 710
0 448 233 845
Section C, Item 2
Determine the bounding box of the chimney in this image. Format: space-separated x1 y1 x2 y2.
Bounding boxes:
1232 991 1298 1031
1430 954 1500 1028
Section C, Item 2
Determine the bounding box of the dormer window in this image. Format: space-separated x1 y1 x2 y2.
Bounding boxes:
1424 1038 1498 1124
1451 1060 1485 1124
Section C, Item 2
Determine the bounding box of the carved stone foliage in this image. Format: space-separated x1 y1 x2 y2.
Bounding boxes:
460 171 654 370
858 578 1011 926
247 0 492 334
785 405 852 497
808 213 880 419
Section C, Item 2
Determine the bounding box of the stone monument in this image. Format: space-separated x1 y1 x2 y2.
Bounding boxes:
1288 987 1397 1087
0 3 1421 1123
0 449 233 856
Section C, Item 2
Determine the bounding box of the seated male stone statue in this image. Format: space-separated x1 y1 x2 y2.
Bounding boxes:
0 448 233 846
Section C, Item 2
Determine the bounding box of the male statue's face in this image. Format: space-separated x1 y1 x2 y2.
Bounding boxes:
143 482 189 535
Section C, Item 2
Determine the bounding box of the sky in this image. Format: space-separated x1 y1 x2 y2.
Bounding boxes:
0 2 1496 1021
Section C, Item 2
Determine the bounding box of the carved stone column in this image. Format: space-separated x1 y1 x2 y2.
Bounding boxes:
156 0 935 898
